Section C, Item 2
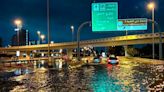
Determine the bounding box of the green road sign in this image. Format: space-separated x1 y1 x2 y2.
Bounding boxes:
92 2 118 32
117 18 147 31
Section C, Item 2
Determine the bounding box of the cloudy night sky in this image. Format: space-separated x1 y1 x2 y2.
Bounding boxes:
0 0 164 46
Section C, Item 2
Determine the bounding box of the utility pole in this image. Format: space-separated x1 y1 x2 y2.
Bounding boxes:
47 0 50 61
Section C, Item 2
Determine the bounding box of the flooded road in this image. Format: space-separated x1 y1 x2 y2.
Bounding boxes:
0 59 164 92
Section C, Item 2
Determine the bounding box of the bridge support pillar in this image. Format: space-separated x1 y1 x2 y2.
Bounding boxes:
17 51 25 60
26 51 31 60
67 48 73 59
124 46 130 57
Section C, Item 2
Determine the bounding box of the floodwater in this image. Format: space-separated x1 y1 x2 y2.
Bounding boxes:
0 60 164 92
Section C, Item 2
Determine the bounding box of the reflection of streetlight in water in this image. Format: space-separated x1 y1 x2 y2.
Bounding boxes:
23 68 49 91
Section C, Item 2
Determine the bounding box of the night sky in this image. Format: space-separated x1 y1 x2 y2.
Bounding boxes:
0 0 164 46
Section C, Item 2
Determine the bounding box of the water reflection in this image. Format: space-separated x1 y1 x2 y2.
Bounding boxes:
0 60 163 92
14 68 30 76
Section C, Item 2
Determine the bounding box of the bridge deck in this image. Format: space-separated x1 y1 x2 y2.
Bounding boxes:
0 32 163 51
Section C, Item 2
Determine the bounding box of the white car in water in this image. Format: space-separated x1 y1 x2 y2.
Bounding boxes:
107 55 119 64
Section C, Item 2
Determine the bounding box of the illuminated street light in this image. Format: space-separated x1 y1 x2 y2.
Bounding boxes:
14 19 22 26
147 2 155 59
37 31 41 44
40 34 45 43
147 2 155 10
40 35 45 40
71 25 74 29
14 19 22 29
37 31 41 35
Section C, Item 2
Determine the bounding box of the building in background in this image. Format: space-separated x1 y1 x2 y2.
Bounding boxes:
0 37 2 47
11 34 17 46
11 29 29 46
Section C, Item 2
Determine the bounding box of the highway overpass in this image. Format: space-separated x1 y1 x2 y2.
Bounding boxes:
0 32 164 52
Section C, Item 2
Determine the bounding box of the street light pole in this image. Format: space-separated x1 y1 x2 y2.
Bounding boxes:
154 21 163 60
77 21 91 61
71 26 74 42
148 19 163 60
47 0 50 61
37 31 41 44
152 7 155 59
17 28 20 46
156 23 163 60
147 2 155 59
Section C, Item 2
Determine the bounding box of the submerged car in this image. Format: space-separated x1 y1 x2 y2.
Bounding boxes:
107 55 119 64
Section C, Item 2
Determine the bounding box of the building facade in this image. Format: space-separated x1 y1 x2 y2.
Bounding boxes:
11 29 29 46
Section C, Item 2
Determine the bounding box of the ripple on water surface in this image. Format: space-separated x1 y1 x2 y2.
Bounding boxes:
0 62 164 92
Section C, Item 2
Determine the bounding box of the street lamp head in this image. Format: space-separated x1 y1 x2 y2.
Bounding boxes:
147 2 155 10
71 25 74 30
14 19 22 26
37 31 41 35
40 35 45 40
